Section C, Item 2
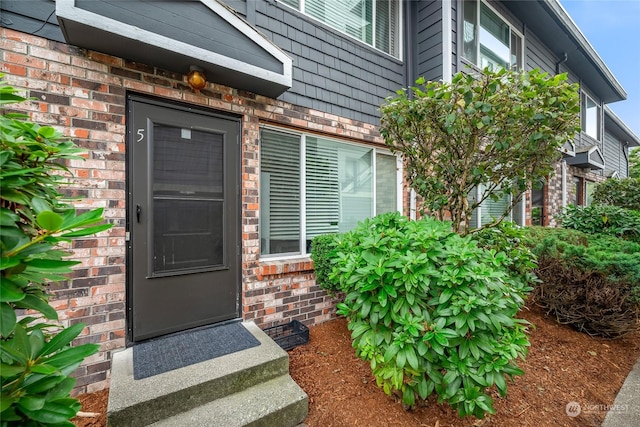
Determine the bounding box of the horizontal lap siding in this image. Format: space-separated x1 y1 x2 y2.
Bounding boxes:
416 1 443 82
253 1 404 125
604 131 628 177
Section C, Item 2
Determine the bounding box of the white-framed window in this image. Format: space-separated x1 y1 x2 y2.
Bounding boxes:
581 93 601 140
462 0 523 71
468 185 525 228
279 0 401 59
259 128 401 258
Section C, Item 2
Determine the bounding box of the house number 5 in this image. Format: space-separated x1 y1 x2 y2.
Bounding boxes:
136 128 145 142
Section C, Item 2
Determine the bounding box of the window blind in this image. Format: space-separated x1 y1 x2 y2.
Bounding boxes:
305 137 341 238
376 153 397 214
260 130 301 254
306 0 372 44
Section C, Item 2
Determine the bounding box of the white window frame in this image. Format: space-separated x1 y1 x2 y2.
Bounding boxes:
581 92 601 141
259 126 402 260
470 184 529 228
279 0 402 60
461 0 524 71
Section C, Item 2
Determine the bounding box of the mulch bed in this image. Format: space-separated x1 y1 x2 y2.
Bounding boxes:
74 304 640 427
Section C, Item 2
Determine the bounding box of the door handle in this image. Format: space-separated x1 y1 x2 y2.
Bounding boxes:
136 204 141 223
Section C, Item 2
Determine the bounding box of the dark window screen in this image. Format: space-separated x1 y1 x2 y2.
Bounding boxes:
152 125 224 273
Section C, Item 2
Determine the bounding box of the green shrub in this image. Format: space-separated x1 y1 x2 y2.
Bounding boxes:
1 77 112 425
310 233 340 295
592 178 640 211
522 227 640 338
332 212 533 418
473 221 539 293
557 204 640 242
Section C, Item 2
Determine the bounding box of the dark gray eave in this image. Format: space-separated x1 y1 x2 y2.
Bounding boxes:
565 145 605 170
55 0 292 98
604 106 640 148
504 0 626 104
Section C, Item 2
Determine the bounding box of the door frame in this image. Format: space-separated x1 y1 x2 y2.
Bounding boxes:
124 94 243 345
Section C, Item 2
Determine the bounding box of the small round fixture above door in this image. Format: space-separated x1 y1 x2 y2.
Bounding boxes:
187 66 207 93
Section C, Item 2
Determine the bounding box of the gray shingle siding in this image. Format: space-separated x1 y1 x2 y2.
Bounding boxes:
1 0 62 42
252 1 404 126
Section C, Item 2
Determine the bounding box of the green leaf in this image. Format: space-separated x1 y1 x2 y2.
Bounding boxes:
0 208 20 226
21 400 79 424
0 278 25 303
405 346 419 370
8 324 30 364
36 210 63 231
14 294 58 320
46 343 99 369
22 375 66 394
0 394 16 412
438 288 454 304
45 376 77 401
494 372 507 397
31 197 51 215
0 257 20 271
37 323 84 358
59 208 105 230
396 348 406 369
25 258 79 272
59 223 112 238
30 363 59 375
17 395 46 412
28 328 45 359
0 363 24 378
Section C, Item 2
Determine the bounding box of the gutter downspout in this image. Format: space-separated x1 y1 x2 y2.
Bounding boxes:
406 1 417 220
557 52 568 211
555 52 568 75
561 161 567 208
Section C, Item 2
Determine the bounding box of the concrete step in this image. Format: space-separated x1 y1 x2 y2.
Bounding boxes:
107 322 307 427
151 374 308 427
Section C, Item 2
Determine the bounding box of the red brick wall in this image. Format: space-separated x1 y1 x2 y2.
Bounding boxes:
523 161 607 227
1 28 388 394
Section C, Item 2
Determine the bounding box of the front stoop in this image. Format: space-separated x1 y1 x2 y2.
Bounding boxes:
107 322 308 427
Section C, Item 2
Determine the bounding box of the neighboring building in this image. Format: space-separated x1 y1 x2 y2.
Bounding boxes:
1 0 637 393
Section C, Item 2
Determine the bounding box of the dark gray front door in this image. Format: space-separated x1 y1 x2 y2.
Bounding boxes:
128 96 240 341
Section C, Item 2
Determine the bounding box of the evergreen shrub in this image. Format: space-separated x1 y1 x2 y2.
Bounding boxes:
310 233 340 295
522 227 640 338
332 212 533 418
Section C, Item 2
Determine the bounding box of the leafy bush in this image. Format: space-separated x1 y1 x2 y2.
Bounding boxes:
522 227 640 338
332 212 533 418
557 204 640 242
1 77 111 425
310 233 340 295
380 68 579 235
592 177 640 211
473 221 539 293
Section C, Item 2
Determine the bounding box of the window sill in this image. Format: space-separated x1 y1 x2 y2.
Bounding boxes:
259 258 315 277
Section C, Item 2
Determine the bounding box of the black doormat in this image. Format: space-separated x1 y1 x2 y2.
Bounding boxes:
132 321 261 380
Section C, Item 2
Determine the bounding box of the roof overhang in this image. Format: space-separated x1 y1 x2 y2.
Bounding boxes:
565 145 605 170
504 0 626 104
55 0 292 98
604 106 640 148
